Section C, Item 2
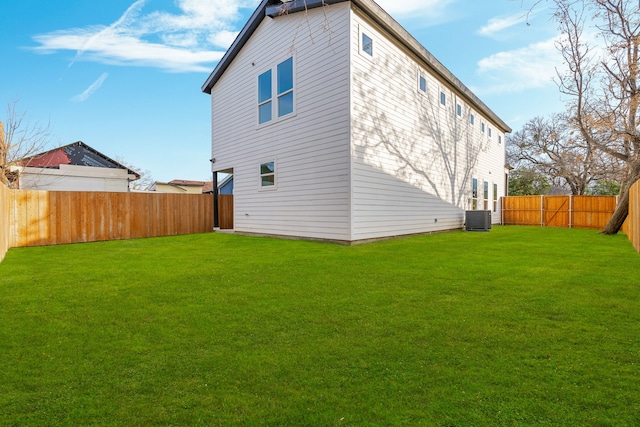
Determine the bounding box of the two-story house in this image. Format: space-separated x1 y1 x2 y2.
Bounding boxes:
202 0 511 243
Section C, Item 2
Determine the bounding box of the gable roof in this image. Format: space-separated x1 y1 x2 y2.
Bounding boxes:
19 141 140 179
201 0 511 133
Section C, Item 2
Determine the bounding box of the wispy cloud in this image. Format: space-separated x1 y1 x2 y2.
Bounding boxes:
374 0 456 23
31 0 257 73
474 37 561 95
72 72 109 102
478 12 528 37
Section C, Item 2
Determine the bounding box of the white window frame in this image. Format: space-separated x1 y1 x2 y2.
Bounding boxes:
359 26 374 58
469 113 475 126
456 102 462 118
257 57 295 126
418 73 427 94
259 160 277 190
472 178 478 210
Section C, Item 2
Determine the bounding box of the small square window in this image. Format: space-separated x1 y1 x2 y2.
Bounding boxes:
419 75 427 93
440 91 446 106
260 161 275 188
362 33 373 56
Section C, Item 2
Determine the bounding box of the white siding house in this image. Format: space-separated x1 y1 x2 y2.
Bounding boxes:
202 0 511 243
10 141 139 192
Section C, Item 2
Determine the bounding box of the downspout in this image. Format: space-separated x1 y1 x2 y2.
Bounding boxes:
212 171 219 229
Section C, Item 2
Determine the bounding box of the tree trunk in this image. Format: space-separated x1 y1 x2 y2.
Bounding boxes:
601 163 640 235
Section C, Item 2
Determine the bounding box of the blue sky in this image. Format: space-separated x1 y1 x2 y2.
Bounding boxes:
0 0 565 183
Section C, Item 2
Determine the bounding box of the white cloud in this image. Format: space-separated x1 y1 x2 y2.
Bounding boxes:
478 12 528 37
72 72 109 102
474 37 562 95
374 0 456 21
31 0 257 73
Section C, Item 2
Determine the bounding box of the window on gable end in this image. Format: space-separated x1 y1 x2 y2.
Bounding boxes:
258 70 272 124
362 33 373 56
277 57 294 117
257 57 295 125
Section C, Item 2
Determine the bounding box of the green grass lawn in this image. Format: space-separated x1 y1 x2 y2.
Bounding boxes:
0 226 639 426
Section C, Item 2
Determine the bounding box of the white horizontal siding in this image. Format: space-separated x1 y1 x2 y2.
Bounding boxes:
210 3 352 241
349 8 506 240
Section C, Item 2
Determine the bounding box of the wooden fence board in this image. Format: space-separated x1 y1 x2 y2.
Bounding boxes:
219 195 234 230
0 189 213 249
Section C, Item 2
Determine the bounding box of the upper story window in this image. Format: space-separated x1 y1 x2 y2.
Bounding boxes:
277 57 294 117
440 91 446 106
498 135 502 144
258 70 272 124
481 122 486 134
456 102 462 118
470 113 475 126
488 127 492 138
419 75 427 94
258 57 294 125
362 33 373 56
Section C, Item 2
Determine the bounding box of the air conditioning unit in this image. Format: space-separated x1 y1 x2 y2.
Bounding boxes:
465 210 491 231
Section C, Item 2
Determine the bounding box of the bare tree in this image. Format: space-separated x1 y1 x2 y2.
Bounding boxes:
552 0 640 233
115 156 154 191
0 100 54 187
507 113 624 194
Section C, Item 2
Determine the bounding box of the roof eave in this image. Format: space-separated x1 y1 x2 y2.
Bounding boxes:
201 0 511 133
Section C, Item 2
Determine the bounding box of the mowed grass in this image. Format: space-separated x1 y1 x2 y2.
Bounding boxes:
0 226 639 426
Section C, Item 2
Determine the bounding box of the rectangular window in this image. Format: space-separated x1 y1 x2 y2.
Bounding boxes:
498 135 502 144
260 161 275 188
481 122 485 134
440 91 446 106
257 57 294 124
493 183 498 212
419 75 427 93
470 113 475 126
362 33 373 56
258 70 272 124
456 103 462 117
488 127 492 138
483 181 489 210
277 57 294 117
472 178 478 210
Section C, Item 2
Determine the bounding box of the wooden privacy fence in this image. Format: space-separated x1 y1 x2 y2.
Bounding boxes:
501 195 618 229
628 180 640 254
0 187 213 260
0 183 11 262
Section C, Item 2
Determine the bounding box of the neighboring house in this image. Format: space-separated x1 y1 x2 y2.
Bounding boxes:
202 0 512 242
152 179 214 194
10 141 140 192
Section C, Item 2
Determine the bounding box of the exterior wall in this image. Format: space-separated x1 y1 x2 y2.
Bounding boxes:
349 7 506 241
16 164 132 192
154 183 203 194
210 3 352 241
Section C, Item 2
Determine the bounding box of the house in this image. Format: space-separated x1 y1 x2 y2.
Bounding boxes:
152 179 213 194
202 0 512 243
10 141 140 192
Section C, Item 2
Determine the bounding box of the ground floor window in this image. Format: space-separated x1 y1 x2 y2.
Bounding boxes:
493 183 498 212
472 178 478 210
483 181 489 210
260 161 275 188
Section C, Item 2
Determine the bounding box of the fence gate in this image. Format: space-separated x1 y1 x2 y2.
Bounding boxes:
218 195 234 230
